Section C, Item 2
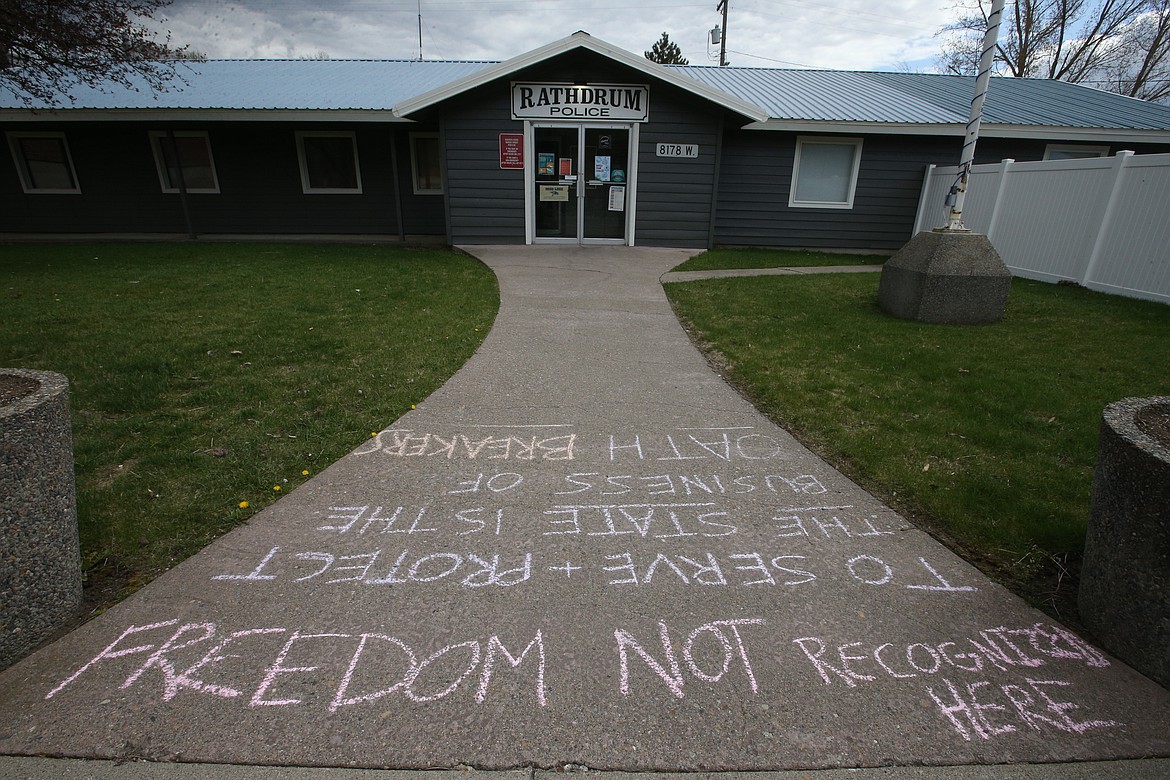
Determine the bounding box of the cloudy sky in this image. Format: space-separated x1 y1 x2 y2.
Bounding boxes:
158 0 960 72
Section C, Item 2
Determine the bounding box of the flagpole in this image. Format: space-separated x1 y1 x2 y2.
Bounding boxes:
946 0 1007 231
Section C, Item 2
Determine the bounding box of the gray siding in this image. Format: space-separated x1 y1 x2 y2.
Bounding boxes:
2 122 446 237
634 88 722 248
713 132 1170 251
434 51 728 247
714 131 959 250
440 88 526 245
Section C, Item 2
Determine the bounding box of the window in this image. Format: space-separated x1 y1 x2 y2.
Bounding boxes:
149 131 220 193
410 132 442 194
790 136 863 209
1044 144 1110 160
6 132 80 193
296 131 362 193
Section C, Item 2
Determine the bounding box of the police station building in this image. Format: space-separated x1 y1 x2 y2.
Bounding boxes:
4 31 1170 249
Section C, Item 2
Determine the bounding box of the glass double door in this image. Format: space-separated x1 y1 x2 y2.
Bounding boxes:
533 125 631 243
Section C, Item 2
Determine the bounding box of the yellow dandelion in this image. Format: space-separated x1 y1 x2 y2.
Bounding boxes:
239 500 249 509
302 469 310 476
273 485 281 492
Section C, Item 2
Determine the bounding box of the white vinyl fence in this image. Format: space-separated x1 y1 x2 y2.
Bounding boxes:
914 151 1170 304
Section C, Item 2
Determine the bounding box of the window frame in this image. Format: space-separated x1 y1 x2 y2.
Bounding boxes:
409 131 443 195
295 130 363 194
1043 144 1110 161
6 131 82 194
148 130 221 194
789 136 864 210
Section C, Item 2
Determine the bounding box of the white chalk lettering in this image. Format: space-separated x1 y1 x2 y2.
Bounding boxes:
541 502 734 538
607 431 784 462
448 472 524 495
355 430 575 461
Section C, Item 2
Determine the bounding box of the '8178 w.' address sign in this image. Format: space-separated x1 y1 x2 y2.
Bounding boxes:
656 142 699 157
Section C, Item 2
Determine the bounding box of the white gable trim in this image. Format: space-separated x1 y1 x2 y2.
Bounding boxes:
392 31 768 123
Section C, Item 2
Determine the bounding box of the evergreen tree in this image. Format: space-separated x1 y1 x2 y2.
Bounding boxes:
645 32 688 65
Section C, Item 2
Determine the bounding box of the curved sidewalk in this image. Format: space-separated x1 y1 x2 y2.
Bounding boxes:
1 246 1167 777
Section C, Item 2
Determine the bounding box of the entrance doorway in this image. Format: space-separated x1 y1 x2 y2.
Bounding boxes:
530 124 636 244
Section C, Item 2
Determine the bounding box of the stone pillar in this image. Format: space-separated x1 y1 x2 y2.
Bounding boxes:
0 369 82 670
1079 396 1170 688
878 229 1011 325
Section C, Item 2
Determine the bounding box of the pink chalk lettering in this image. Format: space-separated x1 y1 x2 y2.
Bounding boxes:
403 641 482 702
616 621 684 698
45 620 180 699
1002 678 1120 734
119 622 217 698
175 627 288 700
477 632 547 707
251 631 348 707
329 633 416 712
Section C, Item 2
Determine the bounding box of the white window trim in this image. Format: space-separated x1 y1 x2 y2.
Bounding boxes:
409 131 443 195
5 131 81 194
1043 143 1110 160
789 136 863 210
295 131 363 194
148 130 220 193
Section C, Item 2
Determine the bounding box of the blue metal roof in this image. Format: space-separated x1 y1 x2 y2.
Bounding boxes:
4 55 1170 133
671 67 962 124
673 66 1170 130
2 59 495 111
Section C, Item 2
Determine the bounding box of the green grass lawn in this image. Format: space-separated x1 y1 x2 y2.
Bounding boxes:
672 247 888 272
1 242 497 604
665 271 1170 615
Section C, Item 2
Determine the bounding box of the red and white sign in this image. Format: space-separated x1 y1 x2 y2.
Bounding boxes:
499 133 524 169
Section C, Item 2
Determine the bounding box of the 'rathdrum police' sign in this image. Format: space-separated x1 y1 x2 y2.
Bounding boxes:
511 83 650 121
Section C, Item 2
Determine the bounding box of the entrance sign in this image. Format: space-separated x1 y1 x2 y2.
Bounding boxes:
499 133 524 169
513 83 650 121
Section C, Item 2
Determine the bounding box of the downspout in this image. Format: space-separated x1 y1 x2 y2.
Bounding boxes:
166 129 197 240
389 130 406 242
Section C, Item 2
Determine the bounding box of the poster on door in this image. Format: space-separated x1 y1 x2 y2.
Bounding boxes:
538 152 556 176
594 155 611 182
608 185 625 211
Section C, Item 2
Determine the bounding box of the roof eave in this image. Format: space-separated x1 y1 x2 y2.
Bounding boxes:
744 118 1170 143
0 108 409 122
392 31 769 123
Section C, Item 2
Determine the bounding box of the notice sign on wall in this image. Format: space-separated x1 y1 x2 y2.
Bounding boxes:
499 133 524 169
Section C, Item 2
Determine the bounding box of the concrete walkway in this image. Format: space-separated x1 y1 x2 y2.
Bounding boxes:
1 246 1167 778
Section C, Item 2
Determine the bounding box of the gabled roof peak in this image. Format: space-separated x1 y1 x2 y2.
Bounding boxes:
391 30 769 123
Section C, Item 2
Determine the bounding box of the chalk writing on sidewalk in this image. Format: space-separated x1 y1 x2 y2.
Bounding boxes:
43 616 1122 743
349 427 799 464
208 546 977 592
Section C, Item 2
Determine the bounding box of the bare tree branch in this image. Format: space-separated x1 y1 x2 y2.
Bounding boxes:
0 0 199 105
935 0 1169 102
